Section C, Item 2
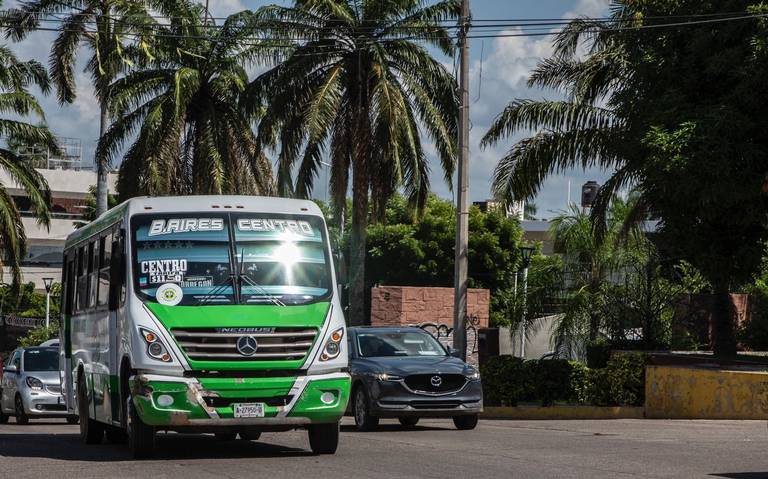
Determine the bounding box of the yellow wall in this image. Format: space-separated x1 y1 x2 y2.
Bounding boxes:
645 365 768 419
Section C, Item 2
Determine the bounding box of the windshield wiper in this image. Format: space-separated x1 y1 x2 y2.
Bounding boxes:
236 251 285 307
191 274 237 307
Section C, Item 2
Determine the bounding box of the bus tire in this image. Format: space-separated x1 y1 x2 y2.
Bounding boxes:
307 422 339 455
78 373 104 443
126 395 155 459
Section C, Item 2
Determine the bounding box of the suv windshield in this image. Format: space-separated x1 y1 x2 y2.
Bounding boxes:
356 331 447 358
23 348 58 372
131 213 331 306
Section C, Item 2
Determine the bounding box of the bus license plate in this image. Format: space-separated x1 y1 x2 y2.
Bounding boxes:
234 403 265 418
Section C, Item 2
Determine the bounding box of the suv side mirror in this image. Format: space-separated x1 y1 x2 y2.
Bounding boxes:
447 346 462 358
4 364 17 374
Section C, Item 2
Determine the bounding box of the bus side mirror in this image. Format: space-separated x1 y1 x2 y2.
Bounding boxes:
334 252 347 284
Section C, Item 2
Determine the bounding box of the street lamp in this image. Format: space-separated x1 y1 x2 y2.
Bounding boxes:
43 277 53 328
518 246 535 358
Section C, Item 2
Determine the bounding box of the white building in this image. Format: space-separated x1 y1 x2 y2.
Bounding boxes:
0 168 118 290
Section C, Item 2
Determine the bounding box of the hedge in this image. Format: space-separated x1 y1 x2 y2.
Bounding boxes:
480 352 649 407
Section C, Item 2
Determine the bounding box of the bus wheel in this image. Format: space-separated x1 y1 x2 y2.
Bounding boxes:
78 374 103 443
126 395 155 459
307 422 339 455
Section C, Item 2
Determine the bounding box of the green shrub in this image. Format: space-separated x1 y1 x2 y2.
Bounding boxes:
531 359 575 406
586 339 612 368
481 353 649 407
606 352 648 406
480 356 527 406
18 322 59 348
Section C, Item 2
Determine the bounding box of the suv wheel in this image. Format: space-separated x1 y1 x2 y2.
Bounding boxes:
78 374 104 443
453 414 479 430
398 417 419 428
308 422 339 454
14 395 29 425
126 395 155 459
353 387 378 432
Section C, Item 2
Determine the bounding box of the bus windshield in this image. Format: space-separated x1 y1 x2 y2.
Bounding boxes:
131 214 331 306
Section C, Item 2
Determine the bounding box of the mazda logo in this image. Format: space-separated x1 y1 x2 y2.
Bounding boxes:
430 375 442 388
236 336 258 356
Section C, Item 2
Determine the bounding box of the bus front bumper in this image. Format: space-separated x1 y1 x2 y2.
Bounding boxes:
130 371 350 428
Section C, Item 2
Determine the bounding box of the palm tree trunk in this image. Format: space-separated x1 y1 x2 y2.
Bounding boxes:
95 100 109 217
348 154 369 326
712 279 737 357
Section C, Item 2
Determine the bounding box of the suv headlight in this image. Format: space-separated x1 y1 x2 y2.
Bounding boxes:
320 327 344 361
374 373 403 381
140 328 172 363
26 377 44 390
465 369 480 380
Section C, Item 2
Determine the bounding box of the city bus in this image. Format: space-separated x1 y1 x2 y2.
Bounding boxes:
59 196 350 458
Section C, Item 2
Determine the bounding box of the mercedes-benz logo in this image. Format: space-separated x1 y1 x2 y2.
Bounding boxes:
236 336 258 356
430 375 442 388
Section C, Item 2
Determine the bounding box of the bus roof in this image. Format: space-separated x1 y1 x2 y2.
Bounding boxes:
65 195 324 248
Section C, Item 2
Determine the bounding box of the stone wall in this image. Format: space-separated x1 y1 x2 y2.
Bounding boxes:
370 286 490 365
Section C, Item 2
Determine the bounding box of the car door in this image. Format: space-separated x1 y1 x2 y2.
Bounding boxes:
2 351 20 412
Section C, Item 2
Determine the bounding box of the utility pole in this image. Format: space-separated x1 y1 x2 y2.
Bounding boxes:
452 0 470 361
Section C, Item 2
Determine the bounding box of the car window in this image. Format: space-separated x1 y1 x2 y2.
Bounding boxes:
356 331 447 358
23 348 59 372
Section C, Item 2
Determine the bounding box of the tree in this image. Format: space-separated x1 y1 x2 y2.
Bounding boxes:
482 1 768 356
76 185 118 227
251 0 460 325
6 0 162 216
97 4 275 197
0 42 54 284
363 194 527 325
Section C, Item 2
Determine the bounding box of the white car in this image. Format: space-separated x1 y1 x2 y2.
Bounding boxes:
0 346 77 424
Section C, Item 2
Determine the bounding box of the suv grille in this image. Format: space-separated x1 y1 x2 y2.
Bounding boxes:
171 327 317 361
404 374 467 394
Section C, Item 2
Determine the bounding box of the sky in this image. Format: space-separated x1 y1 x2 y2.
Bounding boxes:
6 0 611 219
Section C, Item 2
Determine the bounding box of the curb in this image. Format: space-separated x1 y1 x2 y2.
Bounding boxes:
481 406 645 420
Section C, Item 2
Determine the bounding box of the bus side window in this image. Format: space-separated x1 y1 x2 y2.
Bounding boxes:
76 246 87 313
88 240 98 308
64 255 75 316
97 234 111 307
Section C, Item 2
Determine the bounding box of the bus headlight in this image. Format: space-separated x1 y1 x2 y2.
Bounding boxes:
140 328 172 363
320 327 344 361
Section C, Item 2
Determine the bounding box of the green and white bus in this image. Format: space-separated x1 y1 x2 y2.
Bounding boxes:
60 196 350 457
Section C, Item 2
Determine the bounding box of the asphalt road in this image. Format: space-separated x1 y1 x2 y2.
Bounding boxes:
0 418 766 478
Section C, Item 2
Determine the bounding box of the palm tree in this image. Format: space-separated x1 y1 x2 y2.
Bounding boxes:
96 4 274 197
5 0 162 217
252 0 460 325
0 45 55 284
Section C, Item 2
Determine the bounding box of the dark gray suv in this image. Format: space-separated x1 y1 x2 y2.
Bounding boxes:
348 327 482 431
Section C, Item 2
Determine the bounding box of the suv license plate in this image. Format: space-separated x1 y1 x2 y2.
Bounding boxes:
234 403 265 418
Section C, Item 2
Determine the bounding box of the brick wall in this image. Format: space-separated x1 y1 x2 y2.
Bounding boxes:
370 286 490 365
